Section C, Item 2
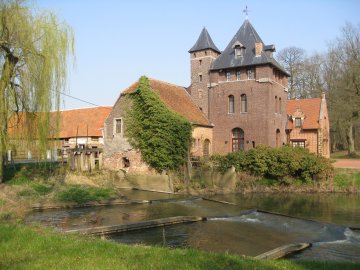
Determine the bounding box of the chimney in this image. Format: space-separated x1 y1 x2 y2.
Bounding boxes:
255 42 263 57
321 92 326 100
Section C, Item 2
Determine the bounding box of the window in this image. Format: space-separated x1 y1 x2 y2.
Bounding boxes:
292 141 305 148
114 118 122 135
203 139 210 157
275 96 278 113
236 70 241 81
276 129 281 147
232 128 244 152
199 74 202 82
226 72 231 82
199 59 202 66
295 118 302 127
241 94 247 113
247 68 255 79
198 89 203 98
228 95 234 113
279 98 282 114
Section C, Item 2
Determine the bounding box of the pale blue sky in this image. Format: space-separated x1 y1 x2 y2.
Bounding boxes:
37 0 360 109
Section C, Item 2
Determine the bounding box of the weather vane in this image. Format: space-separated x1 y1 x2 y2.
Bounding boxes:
243 5 251 19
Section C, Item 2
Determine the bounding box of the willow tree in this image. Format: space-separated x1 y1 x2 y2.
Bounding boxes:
0 0 75 182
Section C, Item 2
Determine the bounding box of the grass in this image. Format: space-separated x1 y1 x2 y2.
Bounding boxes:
334 168 360 189
331 151 360 159
57 186 117 204
0 224 359 270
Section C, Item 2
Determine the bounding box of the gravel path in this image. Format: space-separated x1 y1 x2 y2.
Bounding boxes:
333 159 360 169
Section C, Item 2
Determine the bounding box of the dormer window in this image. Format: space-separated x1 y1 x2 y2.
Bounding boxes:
295 118 302 127
232 41 245 58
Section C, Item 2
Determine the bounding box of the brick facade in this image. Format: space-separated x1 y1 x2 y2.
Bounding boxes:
286 94 330 158
189 25 289 154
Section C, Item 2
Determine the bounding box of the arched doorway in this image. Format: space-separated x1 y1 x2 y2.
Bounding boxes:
232 128 244 152
276 129 281 147
203 139 210 157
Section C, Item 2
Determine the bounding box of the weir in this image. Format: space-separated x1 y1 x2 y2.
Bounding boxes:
25 191 360 262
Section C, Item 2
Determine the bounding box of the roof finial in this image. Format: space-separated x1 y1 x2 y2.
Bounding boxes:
243 5 251 20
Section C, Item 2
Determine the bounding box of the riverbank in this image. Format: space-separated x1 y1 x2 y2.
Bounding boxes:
0 223 359 270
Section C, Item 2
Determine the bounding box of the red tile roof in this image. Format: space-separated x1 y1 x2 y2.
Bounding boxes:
56 107 111 138
286 98 321 129
8 107 111 139
122 78 210 126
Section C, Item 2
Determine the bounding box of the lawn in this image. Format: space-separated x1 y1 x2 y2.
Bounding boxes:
0 224 359 270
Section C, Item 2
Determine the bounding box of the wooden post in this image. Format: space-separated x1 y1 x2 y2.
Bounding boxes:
80 152 85 171
90 152 96 171
98 152 103 169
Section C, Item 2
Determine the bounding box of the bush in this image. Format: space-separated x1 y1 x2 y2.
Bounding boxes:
212 145 334 184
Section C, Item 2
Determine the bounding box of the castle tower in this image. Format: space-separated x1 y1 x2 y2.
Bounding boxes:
189 28 220 116
195 20 290 154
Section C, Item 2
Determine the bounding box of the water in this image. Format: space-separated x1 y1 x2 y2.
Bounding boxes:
26 190 360 262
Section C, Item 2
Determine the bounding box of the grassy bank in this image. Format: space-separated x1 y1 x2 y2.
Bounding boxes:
0 163 120 221
0 224 359 270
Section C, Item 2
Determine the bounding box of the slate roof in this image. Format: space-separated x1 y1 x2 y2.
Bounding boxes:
286 98 322 130
8 107 112 139
122 78 211 127
189 27 221 54
211 19 289 75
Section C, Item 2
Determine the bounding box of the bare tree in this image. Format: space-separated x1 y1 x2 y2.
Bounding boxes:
326 23 360 155
276 46 306 99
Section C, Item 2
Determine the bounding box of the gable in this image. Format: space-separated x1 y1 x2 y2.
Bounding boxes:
287 98 321 129
122 78 211 127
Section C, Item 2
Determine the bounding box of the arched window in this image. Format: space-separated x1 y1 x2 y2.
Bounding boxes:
228 95 234 113
276 129 281 147
232 128 244 152
241 94 247 113
203 139 210 157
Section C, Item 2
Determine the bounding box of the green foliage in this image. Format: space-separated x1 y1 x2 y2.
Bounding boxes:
212 146 334 183
5 162 62 185
0 0 75 182
125 76 192 172
57 186 116 204
31 183 53 195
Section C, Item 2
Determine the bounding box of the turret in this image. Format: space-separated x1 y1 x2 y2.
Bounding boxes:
189 27 220 116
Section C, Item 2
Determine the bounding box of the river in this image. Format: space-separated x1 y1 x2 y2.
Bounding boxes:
26 190 360 262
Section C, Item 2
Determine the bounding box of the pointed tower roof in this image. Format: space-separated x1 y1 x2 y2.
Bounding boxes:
211 20 288 75
189 27 221 54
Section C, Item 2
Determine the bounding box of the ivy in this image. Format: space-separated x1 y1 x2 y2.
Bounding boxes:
124 76 192 173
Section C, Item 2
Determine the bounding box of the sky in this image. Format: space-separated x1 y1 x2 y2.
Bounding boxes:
36 0 360 110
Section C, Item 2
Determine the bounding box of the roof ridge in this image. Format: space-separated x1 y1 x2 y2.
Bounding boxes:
54 106 112 112
148 77 186 89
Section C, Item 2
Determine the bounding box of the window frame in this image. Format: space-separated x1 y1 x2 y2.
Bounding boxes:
228 95 235 114
114 117 123 136
236 70 241 81
241 94 247 113
226 72 231 82
295 118 302 128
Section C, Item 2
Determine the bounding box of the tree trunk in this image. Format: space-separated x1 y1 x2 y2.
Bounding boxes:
0 52 19 182
346 121 356 155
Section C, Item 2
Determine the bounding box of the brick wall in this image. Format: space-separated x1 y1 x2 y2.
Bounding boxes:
190 49 220 116
207 65 288 154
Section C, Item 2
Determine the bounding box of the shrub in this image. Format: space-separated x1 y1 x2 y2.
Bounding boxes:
212 145 334 184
